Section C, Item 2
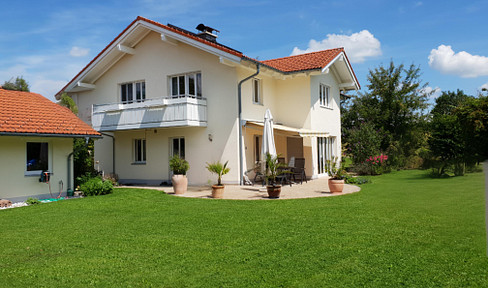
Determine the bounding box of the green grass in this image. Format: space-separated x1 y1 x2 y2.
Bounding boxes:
1 169 487 287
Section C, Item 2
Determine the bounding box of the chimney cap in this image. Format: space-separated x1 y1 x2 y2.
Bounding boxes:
196 23 219 34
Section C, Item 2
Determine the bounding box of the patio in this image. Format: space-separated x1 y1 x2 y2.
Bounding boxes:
121 177 360 200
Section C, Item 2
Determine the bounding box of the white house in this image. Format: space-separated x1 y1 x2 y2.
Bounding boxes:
57 16 360 186
0 89 101 201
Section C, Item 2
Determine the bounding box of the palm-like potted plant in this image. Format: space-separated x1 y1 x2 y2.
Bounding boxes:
326 157 346 193
206 160 230 199
170 155 189 195
264 153 287 198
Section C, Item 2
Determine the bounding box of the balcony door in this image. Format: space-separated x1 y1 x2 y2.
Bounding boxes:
169 137 185 177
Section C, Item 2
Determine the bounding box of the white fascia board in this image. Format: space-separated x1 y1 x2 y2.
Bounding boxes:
141 22 242 63
321 51 359 90
321 52 343 74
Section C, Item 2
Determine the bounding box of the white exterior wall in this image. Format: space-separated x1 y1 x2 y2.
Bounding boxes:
72 31 240 185
0 136 73 201
310 73 343 177
239 68 342 179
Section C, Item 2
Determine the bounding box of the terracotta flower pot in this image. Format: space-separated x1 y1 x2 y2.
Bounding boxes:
211 185 225 199
172 174 188 195
267 185 281 198
328 179 344 193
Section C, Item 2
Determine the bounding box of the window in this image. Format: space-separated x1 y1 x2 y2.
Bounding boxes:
170 72 202 98
26 142 48 173
171 137 185 159
252 78 262 104
254 135 262 163
319 84 331 108
317 137 335 174
134 139 146 163
121 81 145 104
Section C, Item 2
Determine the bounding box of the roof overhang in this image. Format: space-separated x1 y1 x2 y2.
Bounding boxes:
57 18 241 99
0 132 102 138
321 51 360 91
245 121 329 138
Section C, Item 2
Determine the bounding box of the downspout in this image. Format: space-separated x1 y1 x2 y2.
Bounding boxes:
67 137 90 193
237 63 260 185
100 132 116 176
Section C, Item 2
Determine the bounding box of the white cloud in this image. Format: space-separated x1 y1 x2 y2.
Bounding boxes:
70 46 90 57
480 83 488 91
428 45 488 78
291 30 382 63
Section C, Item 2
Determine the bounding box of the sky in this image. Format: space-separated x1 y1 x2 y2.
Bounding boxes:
1 0 487 106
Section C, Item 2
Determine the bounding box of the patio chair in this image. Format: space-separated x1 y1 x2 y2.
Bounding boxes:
253 171 266 186
291 157 307 184
276 157 292 186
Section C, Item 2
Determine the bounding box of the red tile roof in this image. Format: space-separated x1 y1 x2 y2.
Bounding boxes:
0 89 101 137
261 48 343 72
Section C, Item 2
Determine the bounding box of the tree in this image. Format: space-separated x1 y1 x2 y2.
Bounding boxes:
2 76 30 91
428 90 471 176
342 61 430 168
59 92 79 115
456 95 488 163
58 93 96 184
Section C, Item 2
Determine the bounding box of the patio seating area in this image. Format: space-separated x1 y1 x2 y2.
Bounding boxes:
122 177 360 200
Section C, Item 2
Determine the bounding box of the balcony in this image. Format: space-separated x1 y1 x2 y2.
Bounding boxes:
92 96 207 131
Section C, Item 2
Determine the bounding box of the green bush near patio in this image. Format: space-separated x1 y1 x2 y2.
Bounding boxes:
0 169 487 287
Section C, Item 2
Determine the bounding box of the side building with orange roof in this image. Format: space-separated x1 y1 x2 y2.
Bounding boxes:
0 88 100 201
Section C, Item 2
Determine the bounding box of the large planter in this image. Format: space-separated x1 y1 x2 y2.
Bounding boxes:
267 185 281 199
328 179 344 193
172 174 188 195
211 185 225 199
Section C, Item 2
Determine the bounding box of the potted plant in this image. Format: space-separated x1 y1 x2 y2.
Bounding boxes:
264 153 287 198
326 157 346 193
206 160 230 199
169 155 189 195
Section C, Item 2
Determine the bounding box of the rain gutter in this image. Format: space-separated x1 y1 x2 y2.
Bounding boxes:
237 63 260 185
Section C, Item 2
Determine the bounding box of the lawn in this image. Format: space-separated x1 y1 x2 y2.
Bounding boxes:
1 169 487 287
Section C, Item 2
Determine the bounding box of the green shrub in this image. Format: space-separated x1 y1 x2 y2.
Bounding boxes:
26 197 41 205
80 177 113 196
76 172 96 187
169 155 189 175
344 175 370 185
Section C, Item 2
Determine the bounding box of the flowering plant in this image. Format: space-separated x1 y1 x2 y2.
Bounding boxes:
365 154 388 175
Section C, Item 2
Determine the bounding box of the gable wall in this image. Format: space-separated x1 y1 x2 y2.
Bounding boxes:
71 31 241 184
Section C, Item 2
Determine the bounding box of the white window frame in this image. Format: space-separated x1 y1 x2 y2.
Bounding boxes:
133 139 146 164
169 72 202 99
254 135 262 164
121 81 146 104
252 78 262 105
170 137 185 159
317 137 335 174
319 83 331 108
25 141 51 176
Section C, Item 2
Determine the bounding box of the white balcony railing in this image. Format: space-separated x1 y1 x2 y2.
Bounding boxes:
91 96 207 131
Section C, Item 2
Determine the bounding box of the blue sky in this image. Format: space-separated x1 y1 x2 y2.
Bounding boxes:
1 0 487 104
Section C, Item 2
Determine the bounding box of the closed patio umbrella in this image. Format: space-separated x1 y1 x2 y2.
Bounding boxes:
261 109 277 161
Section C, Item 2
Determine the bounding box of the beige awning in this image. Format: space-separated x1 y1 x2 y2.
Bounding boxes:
245 121 329 137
